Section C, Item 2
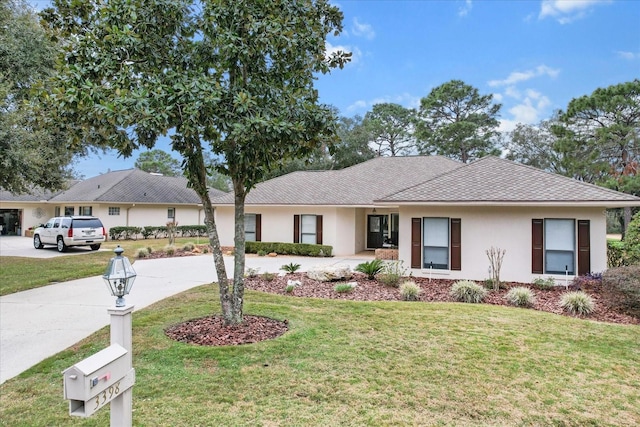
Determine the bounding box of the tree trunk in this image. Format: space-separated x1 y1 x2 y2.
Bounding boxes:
228 178 247 325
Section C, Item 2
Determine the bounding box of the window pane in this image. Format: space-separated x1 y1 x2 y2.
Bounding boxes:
424 247 448 269
546 250 574 274
301 215 316 233
245 214 256 233
245 232 256 242
64 207 74 216
545 219 574 250
423 218 448 246
301 234 316 244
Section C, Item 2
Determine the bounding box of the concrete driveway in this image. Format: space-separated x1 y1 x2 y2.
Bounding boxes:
0 248 373 383
0 235 104 258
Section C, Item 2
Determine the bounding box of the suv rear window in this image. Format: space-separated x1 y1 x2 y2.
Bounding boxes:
71 218 103 228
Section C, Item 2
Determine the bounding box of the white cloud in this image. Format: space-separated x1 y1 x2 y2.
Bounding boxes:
326 42 362 66
488 65 560 87
505 86 521 99
352 18 375 40
458 0 473 17
346 93 421 114
539 0 612 24
616 51 640 60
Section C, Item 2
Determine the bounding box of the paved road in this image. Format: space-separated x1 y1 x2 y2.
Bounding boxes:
0 237 371 383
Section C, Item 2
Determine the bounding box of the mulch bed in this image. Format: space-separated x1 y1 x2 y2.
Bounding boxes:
165 271 638 347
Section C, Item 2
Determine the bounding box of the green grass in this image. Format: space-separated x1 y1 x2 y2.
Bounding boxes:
1 286 639 426
0 238 206 296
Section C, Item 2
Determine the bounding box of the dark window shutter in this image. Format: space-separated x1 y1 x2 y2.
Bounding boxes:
255 214 262 242
411 218 421 269
450 218 461 271
532 219 543 274
316 215 323 245
293 215 300 243
577 220 590 276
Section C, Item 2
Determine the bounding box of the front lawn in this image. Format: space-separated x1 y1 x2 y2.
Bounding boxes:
1 285 638 426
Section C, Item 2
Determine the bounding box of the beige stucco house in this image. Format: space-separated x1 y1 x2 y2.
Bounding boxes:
0 169 225 234
211 156 640 283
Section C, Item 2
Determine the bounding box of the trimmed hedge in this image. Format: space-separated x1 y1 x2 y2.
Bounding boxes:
109 225 208 240
245 241 333 257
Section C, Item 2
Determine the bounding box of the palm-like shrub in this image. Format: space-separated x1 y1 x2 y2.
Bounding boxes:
399 281 421 301
560 291 595 315
355 259 384 280
280 262 301 274
450 280 487 303
505 287 536 307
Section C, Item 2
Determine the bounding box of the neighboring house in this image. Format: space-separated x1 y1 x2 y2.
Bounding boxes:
0 169 226 235
211 156 640 283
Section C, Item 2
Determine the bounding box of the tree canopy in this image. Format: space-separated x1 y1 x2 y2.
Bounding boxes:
134 149 182 177
416 79 501 163
43 0 349 324
363 103 416 156
0 0 74 193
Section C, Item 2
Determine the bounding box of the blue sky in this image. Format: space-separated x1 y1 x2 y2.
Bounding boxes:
29 0 640 178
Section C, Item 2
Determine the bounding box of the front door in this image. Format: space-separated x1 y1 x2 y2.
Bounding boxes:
367 215 388 249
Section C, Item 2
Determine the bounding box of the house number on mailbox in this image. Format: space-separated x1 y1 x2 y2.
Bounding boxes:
94 381 121 411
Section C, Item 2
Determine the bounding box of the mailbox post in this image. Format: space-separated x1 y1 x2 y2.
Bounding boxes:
63 247 137 426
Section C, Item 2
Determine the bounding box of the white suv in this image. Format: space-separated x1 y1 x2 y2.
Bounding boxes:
33 216 106 252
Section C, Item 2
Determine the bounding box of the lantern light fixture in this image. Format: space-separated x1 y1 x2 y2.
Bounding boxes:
103 246 137 307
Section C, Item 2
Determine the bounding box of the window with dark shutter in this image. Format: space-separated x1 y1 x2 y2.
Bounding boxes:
411 218 421 269
577 220 590 276
293 215 300 243
316 215 323 245
450 218 461 271
255 214 262 242
532 219 543 274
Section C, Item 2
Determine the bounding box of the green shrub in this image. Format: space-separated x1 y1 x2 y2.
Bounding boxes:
533 277 556 290
285 279 301 293
607 240 626 268
623 212 640 265
334 282 356 293
262 272 276 282
182 242 195 251
377 261 406 287
245 267 260 278
280 262 301 274
450 280 487 303
399 281 421 301
285 284 296 293
505 287 536 307
560 291 595 315
257 250 267 257
163 245 176 256
135 248 149 258
245 241 333 257
355 259 384 279
602 265 640 316
146 246 153 254
109 226 142 240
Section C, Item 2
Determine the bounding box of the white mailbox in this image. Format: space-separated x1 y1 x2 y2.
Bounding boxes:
63 344 135 417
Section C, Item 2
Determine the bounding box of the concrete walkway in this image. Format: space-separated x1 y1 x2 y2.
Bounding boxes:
0 251 372 384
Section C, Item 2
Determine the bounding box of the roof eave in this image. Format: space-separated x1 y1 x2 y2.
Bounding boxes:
374 200 640 208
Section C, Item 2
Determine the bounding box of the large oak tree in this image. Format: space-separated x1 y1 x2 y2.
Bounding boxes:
42 0 349 324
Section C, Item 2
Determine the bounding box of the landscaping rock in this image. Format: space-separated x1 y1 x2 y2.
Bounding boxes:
307 264 353 282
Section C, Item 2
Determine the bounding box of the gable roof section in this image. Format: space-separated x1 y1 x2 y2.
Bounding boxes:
211 156 462 206
377 156 640 206
48 169 225 204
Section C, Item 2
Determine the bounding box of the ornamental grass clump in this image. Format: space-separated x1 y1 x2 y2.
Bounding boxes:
334 282 357 293
560 291 595 316
505 287 536 307
163 245 176 256
262 272 276 282
450 280 487 303
135 247 149 258
182 242 195 251
399 281 421 301
355 259 384 280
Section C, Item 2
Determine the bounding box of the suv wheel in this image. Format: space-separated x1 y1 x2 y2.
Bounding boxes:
57 237 68 253
33 235 44 249
90 244 101 251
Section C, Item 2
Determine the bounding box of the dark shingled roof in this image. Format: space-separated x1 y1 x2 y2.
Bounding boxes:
377 156 640 205
9 169 227 204
211 156 462 206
